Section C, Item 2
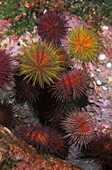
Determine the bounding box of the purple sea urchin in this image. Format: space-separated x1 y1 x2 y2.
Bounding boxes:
37 11 68 45
14 75 40 103
51 69 91 102
18 122 65 156
0 49 14 90
61 111 95 149
17 40 65 88
66 26 99 62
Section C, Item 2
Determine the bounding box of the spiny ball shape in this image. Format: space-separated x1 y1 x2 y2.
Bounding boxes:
51 69 91 102
66 26 99 62
18 123 65 156
37 11 68 45
61 111 95 149
0 102 14 128
0 49 14 90
14 75 40 103
18 41 65 88
85 132 112 169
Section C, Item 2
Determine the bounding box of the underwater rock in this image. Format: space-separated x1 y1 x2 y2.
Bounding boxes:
0 125 83 170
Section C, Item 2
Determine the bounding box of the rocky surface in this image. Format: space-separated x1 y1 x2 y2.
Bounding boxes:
0 125 83 170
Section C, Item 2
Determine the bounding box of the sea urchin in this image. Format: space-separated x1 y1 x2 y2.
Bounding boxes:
61 110 95 149
37 10 68 45
85 132 112 169
17 40 65 88
0 49 14 90
66 26 99 62
18 122 65 156
14 74 40 103
51 69 91 102
0 102 14 128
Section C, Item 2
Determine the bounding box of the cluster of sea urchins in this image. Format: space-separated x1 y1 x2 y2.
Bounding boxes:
4 8 110 169
60 110 112 169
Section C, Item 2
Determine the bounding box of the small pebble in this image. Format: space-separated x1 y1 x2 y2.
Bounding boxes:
102 86 107 90
102 25 109 30
43 8 47 14
99 54 106 60
91 73 94 77
97 68 101 72
108 77 112 82
104 100 110 105
107 62 111 68
97 80 102 85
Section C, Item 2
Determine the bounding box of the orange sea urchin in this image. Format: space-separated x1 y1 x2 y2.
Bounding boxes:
66 26 99 62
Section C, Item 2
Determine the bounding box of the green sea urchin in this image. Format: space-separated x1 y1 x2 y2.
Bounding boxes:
17 41 65 88
66 26 100 62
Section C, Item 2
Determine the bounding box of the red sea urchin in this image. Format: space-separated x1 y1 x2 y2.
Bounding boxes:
61 111 95 149
18 122 65 157
37 10 68 45
51 69 91 103
85 132 112 170
0 49 14 90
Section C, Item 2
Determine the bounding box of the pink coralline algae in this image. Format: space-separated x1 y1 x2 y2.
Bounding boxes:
97 25 112 58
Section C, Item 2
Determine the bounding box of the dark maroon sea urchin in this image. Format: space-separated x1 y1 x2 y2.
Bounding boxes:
0 49 14 90
84 132 112 170
14 75 40 104
0 102 14 129
18 122 65 157
51 69 91 103
37 10 68 45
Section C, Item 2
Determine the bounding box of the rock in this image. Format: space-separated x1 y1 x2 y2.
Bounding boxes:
0 125 83 170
